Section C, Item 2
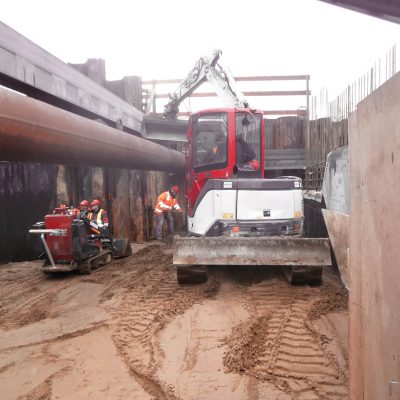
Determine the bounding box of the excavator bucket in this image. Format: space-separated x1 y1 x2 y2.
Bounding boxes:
141 115 188 142
173 236 331 284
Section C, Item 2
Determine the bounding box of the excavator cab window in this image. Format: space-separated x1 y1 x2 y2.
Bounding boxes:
192 113 228 173
235 112 262 177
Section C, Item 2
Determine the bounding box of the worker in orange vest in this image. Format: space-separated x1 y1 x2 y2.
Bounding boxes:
154 185 182 240
87 199 109 228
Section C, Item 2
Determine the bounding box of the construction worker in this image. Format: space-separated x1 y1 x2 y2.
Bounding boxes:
77 199 90 219
236 134 257 169
154 185 182 240
204 133 226 164
88 199 109 228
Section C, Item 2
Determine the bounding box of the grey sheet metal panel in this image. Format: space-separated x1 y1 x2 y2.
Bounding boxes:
322 145 349 215
173 236 331 266
265 149 306 170
0 21 143 133
322 209 349 289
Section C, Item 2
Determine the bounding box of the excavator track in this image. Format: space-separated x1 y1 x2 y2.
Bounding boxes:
177 265 209 284
282 265 323 285
78 250 113 274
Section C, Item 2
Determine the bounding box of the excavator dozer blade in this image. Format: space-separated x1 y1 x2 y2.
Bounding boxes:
173 236 331 284
173 236 331 266
112 238 132 258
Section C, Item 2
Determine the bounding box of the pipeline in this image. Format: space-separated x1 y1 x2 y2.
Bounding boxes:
0 87 185 173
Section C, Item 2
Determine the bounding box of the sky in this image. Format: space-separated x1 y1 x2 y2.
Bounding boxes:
1 0 400 114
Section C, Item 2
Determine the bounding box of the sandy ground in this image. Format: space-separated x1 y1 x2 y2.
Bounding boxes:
0 243 348 400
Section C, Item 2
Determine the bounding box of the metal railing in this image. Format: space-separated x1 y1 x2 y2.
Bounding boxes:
304 161 327 191
307 43 398 167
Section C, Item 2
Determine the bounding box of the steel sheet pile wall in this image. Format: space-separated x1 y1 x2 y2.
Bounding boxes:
0 163 58 261
265 116 305 149
308 118 348 168
264 116 306 177
0 162 183 263
349 71 400 400
306 44 398 186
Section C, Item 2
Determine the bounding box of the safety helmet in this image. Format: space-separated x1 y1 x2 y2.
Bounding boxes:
80 200 89 207
91 199 101 206
171 185 179 194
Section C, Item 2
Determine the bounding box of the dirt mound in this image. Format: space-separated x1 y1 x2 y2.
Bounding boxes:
133 244 165 259
223 313 272 373
220 270 348 399
308 286 349 321
16 380 52 400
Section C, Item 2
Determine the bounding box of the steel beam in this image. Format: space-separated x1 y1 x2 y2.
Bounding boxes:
149 90 310 99
319 0 400 24
178 110 307 117
0 87 185 173
142 75 310 85
0 21 143 134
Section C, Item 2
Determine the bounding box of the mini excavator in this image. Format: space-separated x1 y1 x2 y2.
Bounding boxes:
167 50 331 284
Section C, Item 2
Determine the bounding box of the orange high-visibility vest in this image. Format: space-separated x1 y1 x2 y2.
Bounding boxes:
87 209 108 225
154 191 181 215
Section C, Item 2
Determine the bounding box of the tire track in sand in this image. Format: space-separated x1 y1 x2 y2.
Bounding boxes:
0 269 77 330
108 245 219 400
224 271 348 400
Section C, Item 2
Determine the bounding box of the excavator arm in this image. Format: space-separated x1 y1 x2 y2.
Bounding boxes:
164 49 248 120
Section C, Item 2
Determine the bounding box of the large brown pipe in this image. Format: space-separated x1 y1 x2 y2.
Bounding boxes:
0 87 185 173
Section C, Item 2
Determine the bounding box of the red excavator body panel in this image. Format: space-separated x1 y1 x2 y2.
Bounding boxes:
44 214 75 262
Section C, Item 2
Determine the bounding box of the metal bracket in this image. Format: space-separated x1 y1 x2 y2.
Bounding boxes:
389 380 400 396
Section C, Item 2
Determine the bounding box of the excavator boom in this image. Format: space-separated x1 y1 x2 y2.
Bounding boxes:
164 49 248 119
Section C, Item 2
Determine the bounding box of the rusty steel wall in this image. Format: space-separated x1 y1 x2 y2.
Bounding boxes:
264 116 307 179
0 162 58 262
54 166 184 243
308 118 348 167
265 116 305 150
349 72 400 399
0 162 184 263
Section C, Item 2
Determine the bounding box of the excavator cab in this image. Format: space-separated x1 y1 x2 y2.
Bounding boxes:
187 108 263 217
